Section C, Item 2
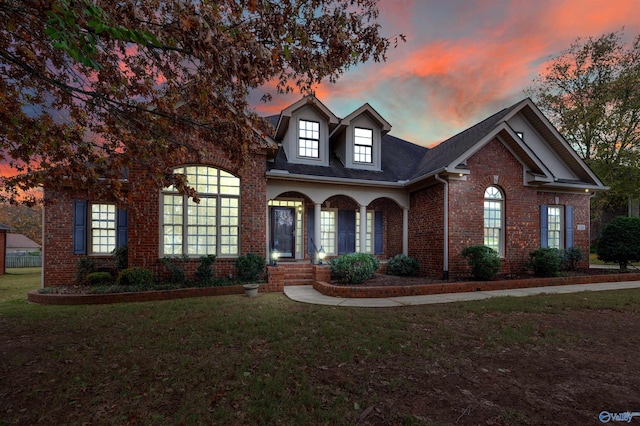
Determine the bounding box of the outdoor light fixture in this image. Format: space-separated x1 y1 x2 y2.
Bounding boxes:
271 249 280 266
318 247 326 265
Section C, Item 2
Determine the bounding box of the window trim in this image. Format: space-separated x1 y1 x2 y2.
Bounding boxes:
353 127 373 164
160 166 241 258
320 208 338 256
89 202 117 255
483 186 504 257
297 119 320 159
543 205 565 250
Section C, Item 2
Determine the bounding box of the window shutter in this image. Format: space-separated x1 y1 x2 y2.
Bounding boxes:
374 211 383 254
540 205 549 248
73 200 87 255
117 208 128 248
338 210 356 254
307 208 315 256
565 205 574 248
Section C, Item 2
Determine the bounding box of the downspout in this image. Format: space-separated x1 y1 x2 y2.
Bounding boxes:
434 173 449 280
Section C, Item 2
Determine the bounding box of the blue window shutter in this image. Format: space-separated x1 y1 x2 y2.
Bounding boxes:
540 205 549 248
565 205 574 248
374 211 383 254
117 208 128 248
307 208 315 255
338 210 356 254
73 200 87 255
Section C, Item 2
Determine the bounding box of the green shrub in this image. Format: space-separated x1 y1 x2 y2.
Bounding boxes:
461 245 501 281
195 254 217 284
527 248 562 277
116 267 155 287
235 253 266 282
85 272 114 286
111 244 128 270
75 257 96 285
330 252 379 285
597 216 640 270
160 255 189 286
386 254 419 276
560 246 583 271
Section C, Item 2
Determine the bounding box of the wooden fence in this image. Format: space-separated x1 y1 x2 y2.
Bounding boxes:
5 254 42 268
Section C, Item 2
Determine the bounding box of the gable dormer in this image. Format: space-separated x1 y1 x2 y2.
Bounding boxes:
274 96 339 167
333 104 391 172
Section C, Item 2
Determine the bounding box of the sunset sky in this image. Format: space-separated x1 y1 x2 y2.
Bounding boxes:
251 0 640 148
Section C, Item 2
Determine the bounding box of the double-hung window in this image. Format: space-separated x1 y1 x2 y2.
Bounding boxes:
353 127 373 163
298 119 320 158
541 205 573 250
90 203 117 254
320 210 336 255
162 166 240 257
355 211 374 253
483 186 504 255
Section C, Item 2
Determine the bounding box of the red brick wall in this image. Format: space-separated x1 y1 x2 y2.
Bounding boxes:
447 138 591 279
409 183 445 278
43 149 268 287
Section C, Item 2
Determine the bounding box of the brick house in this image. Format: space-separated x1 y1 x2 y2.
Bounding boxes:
42 96 606 287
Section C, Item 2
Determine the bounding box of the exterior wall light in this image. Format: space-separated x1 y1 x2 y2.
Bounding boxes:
271 249 279 266
318 247 326 265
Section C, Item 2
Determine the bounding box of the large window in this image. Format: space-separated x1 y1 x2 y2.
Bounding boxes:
353 127 373 163
546 206 563 249
484 186 504 255
298 119 320 158
162 166 240 257
91 203 116 254
320 210 336 255
355 210 374 253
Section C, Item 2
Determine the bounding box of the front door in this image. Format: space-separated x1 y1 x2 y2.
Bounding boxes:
271 207 295 258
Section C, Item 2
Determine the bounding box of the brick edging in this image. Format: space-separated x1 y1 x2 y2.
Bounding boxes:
312 273 640 298
28 284 259 305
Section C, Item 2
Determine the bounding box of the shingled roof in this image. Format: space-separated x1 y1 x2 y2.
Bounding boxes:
268 133 427 183
409 102 522 178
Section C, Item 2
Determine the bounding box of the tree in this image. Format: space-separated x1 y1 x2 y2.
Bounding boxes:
0 202 42 243
0 0 400 205
597 216 640 270
526 31 640 220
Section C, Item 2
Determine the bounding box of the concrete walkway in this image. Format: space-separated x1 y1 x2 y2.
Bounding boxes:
283 281 640 308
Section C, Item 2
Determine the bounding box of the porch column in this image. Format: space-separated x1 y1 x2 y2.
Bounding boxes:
403 207 409 255
314 202 322 254
359 204 367 253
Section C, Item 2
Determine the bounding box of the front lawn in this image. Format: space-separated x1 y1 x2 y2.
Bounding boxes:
2 269 640 424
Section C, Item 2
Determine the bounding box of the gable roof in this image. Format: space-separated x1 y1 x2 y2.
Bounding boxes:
407 98 607 191
0 223 10 232
6 233 40 249
273 96 340 141
266 96 607 192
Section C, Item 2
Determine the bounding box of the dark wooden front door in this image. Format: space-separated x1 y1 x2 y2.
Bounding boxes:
271 207 295 258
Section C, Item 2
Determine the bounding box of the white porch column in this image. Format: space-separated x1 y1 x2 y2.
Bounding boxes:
359 204 367 253
314 202 322 254
403 207 409 256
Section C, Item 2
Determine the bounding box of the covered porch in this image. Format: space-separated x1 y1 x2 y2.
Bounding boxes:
266 179 410 265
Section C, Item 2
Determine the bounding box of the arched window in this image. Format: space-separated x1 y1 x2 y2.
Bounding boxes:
161 166 240 257
484 186 504 255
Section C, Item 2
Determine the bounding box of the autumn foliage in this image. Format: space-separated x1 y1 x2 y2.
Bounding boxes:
0 0 398 204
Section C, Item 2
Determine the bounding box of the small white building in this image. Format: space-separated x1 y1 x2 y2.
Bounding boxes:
6 233 41 254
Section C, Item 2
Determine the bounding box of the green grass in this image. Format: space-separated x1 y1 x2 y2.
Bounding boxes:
2 269 640 424
0 267 40 303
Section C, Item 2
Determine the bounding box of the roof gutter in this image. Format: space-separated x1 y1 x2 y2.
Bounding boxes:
434 173 449 280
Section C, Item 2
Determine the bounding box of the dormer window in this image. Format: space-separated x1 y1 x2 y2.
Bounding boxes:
298 119 320 158
353 127 373 163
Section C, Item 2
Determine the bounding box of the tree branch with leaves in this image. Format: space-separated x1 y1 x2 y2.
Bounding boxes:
0 0 401 205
